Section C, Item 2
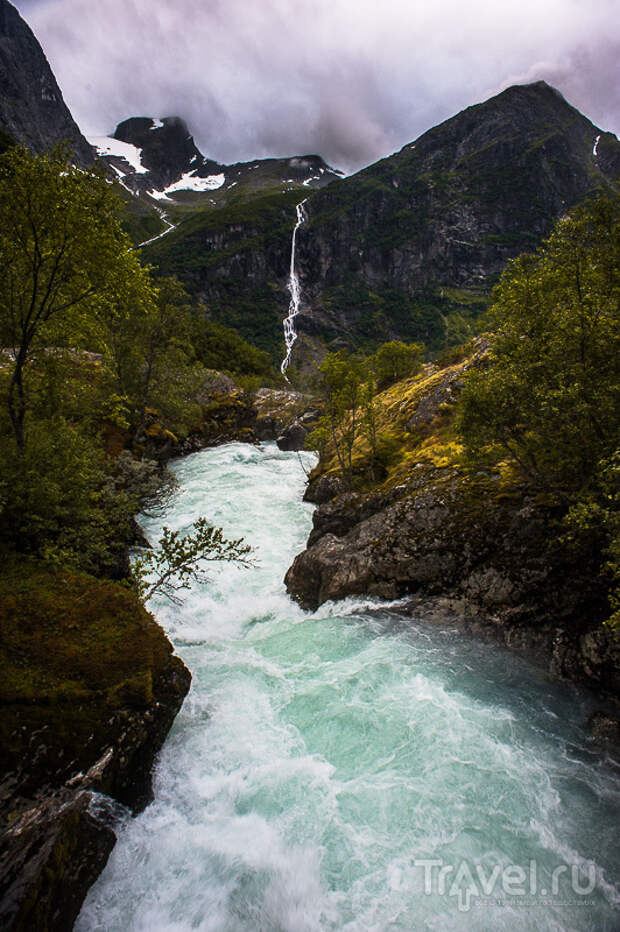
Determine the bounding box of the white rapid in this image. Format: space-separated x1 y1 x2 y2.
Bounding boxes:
77 443 620 932
281 199 308 376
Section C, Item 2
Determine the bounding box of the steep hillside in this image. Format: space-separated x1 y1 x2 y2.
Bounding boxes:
0 0 93 164
284 347 620 695
90 114 343 276
146 82 620 372
143 188 305 359
294 82 620 355
285 190 620 693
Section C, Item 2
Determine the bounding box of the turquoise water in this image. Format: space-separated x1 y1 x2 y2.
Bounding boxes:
77 443 620 931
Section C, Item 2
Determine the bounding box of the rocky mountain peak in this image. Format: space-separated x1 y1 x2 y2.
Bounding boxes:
0 0 93 163
91 114 343 203
112 115 222 185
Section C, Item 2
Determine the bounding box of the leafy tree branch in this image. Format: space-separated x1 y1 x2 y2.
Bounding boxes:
132 518 254 604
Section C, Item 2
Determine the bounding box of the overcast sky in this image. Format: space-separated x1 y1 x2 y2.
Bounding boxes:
13 0 620 173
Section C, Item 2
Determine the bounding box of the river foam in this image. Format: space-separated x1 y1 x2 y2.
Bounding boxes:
77 443 620 931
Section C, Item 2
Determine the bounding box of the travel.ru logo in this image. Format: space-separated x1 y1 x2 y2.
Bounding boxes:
406 858 597 912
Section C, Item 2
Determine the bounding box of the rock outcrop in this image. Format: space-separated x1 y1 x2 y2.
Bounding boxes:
94 115 342 206
284 352 620 699
293 82 620 355
0 790 116 932
0 0 93 164
286 467 620 696
253 387 319 445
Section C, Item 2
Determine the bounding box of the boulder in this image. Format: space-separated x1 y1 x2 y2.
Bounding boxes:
276 419 308 451
0 790 116 932
285 468 620 696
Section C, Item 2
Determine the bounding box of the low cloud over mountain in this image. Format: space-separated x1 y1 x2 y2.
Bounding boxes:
14 0 620 172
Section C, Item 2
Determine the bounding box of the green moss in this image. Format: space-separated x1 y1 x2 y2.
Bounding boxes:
0 560 174 781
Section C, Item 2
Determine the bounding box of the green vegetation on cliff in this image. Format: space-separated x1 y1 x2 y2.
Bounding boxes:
0 146 276 579
0 149 259 855
459 193 620 625
304 193 620 629
307 341 425 486
142 188 302 360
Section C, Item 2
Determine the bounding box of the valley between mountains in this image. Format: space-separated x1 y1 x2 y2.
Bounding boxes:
0 0 619 928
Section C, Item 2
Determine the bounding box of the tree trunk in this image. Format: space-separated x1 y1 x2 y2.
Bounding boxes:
8 352 27 452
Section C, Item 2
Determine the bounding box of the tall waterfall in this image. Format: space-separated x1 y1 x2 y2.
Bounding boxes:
281 198 308 375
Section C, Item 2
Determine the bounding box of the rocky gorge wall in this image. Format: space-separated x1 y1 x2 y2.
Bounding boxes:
285 471 620 698
0 378 320 930
0 567 191 931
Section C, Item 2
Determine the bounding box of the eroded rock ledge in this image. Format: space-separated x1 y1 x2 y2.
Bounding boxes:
285 469 620 698
0 566 191 931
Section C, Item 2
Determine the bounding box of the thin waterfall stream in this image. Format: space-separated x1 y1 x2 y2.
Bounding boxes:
281 199 308 376
77 443 620 931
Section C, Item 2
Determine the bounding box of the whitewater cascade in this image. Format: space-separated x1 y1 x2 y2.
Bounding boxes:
77 442 620 932
281 198 308 375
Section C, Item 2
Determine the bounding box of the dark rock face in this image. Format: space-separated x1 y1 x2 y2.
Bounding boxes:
285 472 620 697
143 188 305 358
0 0 93 164
276 420 308 451
112 115 224 191
147 82 620 367
304 473 345 504
293 82 620 353
276 410 320 451
0 790 116 932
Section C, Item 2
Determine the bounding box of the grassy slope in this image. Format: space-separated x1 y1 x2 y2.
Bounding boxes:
310 356 471 492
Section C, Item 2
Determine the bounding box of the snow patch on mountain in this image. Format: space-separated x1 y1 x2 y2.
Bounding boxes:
88 136 148 174
149 171 226 200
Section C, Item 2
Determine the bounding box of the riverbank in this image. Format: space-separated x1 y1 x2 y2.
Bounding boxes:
0 563 191 930
0 375 320 929
284 352 620 704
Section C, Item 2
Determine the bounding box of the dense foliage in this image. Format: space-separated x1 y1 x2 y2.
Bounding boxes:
191 315 277 383
458 194 620 625
0 147 256 584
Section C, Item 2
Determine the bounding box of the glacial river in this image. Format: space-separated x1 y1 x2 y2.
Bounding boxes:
77 442 620 931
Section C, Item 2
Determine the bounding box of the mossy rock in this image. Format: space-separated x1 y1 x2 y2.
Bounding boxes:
0 561 189 805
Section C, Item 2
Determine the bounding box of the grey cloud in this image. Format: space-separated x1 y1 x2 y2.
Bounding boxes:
13 0 620 173
498 39 620 138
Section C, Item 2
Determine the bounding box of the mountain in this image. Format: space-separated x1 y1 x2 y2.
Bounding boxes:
90 116 342 204
0 0 93 163
292 81 620 358
143 81 620 372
